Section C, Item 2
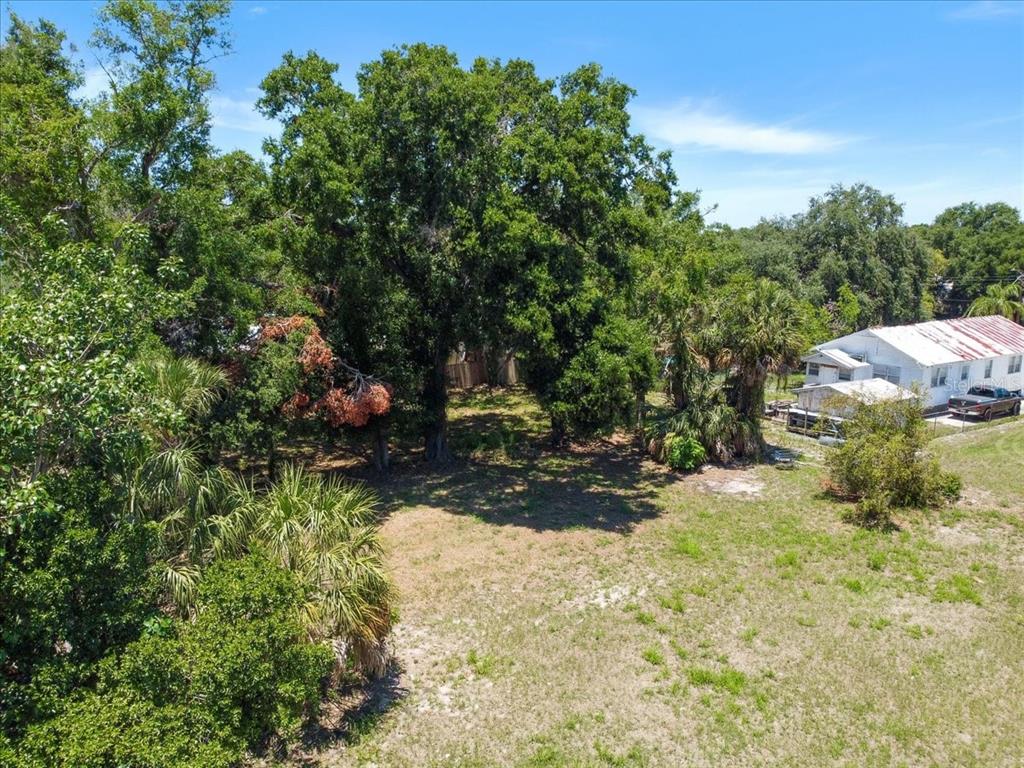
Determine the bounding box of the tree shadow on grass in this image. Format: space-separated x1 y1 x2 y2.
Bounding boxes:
291 659 408 764
364 430 679 533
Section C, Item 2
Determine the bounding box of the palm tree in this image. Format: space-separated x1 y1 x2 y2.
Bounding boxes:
130 353 394 676
967 283 1024 324
139 352 229 443
126 353 231 604
656 373 740 464
130 443 236 609
718 279 807 456
216 466 395 675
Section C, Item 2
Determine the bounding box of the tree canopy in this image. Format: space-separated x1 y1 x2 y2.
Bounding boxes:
2 2 1022 763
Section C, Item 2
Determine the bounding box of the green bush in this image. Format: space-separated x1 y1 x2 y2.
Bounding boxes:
665 432 707 472
16 556 333 768
926 469 962 504
1 240 168 736
0 472 159 735
826 398 961 527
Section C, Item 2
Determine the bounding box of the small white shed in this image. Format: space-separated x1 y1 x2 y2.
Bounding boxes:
794 378 917 417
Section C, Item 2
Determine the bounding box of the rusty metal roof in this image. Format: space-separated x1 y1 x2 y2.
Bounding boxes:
867 315 1024 367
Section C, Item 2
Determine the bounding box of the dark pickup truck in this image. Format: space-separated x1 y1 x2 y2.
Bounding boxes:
948 386 1022 420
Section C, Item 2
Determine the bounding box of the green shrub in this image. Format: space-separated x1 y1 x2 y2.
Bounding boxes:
825 398 961 527
215 466 395 675
926 469 962 504
1 240 168 737
665 433 707 472
848 494 894 530
16 556 333 768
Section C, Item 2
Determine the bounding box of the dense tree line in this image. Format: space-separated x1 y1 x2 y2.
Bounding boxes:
1 2 1021 765
715 185 1023 334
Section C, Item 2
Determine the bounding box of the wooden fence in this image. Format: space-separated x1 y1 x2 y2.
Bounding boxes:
445 348 519 389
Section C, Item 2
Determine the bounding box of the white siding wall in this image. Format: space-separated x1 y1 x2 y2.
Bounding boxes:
811 331 1024 409
987 354 1024 392
922 364 953 409
817 332 931 408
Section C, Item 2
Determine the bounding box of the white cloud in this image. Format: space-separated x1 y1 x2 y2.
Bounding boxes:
948 1 1023 20
209 95 275 134
634 101 851 155
248 5 268 14
76 67 110 100
702 182 827 226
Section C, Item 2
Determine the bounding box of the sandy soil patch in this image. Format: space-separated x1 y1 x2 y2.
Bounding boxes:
695 466 765 498
931 524 983 547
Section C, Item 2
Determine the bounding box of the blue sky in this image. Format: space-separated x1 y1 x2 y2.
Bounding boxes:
5 0 1023 226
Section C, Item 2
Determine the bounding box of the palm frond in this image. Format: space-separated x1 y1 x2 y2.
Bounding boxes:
140 351 229 421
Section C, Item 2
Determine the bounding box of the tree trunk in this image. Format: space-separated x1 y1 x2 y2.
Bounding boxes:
423 357 452 465
669 336 692 411
672 379 686 411
267 437 278 480
726 365 768 459
372 420 390 475
550 414 568 449
484 345 501 391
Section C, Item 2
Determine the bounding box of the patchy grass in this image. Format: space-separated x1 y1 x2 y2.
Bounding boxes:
933 574 983 606
686 665 747 694
466 649 503 677
669 532 704 559
931 417 1024 511
641 647 666 666
657 589 686 614
306 391 1024 768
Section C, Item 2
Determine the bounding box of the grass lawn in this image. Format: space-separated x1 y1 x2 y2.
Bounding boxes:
305 389 1024 768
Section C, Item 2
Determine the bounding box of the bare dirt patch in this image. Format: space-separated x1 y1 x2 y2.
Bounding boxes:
931 524 983 548
693 465 765 498
887 594 983 638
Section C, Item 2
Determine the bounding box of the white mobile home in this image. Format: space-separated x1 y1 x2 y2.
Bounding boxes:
801 315 1024 410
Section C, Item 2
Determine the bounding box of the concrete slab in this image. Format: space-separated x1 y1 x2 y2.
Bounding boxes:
925 412 1017 429
927 413 974 428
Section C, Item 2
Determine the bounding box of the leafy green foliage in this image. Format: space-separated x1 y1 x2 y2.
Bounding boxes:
717 278 807 455
90 0 230 197
145 153 277 354
925 202 1024 315
715 184 937 328
824 398 961 527
15 556 333 768
545 314 656 437
260 46 674 453
212 327 306 472
0 473 159 737
664 433 707 472
0 233 172 736
213 466 394 675
1 235 164 488
0 14 87 238
2 3 1020 760
796 184 933 325
966 282 1024 323
128 448 395 676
